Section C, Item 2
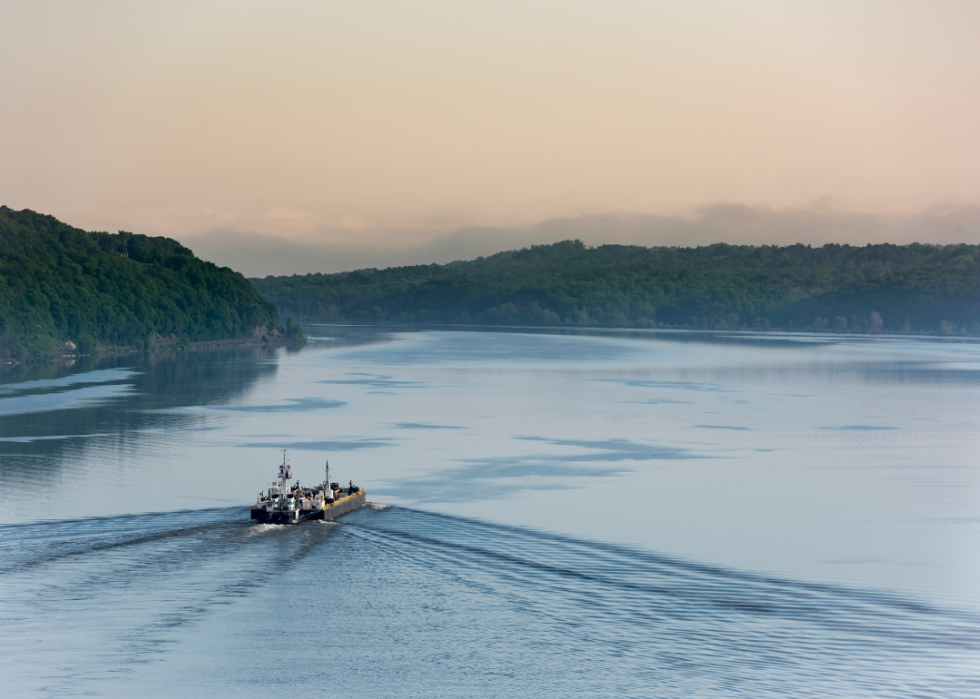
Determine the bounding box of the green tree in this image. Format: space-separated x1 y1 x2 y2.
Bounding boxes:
0 207 281 360
250 239 980 338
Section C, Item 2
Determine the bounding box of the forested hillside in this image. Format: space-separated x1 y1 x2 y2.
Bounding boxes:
252 240 980 335
0 207 281 360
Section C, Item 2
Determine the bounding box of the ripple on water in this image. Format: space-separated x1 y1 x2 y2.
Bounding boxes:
0 506 976 699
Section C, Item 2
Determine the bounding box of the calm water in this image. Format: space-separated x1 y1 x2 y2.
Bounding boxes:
1 326 978 697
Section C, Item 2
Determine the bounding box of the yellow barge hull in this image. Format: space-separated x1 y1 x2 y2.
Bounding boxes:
251 490 366 524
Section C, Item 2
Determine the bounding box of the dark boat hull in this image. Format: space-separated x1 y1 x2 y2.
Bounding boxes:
251 491 366 524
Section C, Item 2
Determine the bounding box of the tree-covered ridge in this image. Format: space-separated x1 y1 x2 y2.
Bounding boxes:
252 239 980 335
0 206 280 359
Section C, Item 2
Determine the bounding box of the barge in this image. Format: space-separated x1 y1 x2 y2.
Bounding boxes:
251 450 365 524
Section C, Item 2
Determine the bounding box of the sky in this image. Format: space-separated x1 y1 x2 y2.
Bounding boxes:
2 1 979 275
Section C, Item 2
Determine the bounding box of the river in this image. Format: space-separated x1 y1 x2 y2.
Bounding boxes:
1 325 978 697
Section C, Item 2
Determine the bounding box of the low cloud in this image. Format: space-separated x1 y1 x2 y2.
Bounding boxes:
177 204 980 278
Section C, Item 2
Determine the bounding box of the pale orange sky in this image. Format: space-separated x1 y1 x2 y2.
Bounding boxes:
2 0 979 260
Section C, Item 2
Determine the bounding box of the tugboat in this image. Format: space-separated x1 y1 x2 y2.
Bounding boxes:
251 450 366 524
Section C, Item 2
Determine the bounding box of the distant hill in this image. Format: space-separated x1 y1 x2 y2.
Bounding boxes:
0 207 284 360
251 240 980 335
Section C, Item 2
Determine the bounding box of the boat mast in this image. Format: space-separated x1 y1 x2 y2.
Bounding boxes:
278 449 291 512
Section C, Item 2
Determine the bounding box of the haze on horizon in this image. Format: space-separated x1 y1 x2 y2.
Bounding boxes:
2 1 979 276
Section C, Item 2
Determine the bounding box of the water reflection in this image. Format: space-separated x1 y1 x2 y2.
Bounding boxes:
0 324 978 697
0 349 279 484
0 324 977 606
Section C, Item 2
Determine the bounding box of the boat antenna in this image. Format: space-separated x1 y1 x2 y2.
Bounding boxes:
278 448 291 491
325 460 329 492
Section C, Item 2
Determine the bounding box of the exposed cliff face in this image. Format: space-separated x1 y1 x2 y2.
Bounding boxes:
0 206 283 361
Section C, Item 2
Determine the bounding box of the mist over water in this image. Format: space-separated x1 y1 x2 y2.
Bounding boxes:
1 326 978 696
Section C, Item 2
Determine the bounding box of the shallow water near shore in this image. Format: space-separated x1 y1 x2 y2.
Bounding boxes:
1 326 978 697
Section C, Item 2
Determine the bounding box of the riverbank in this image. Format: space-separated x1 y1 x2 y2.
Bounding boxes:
252 240 980 337
2 326 302 366
287 317 978 340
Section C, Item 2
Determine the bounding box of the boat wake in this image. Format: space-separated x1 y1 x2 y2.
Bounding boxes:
0 505 976 699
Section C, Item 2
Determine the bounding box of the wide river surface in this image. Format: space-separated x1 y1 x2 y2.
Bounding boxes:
1 325 978 697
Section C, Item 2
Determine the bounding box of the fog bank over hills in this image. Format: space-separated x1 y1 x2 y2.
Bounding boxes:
181 204 980 278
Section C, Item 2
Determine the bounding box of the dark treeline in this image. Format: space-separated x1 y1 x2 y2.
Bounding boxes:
252 240 980 335
0 207 283 360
